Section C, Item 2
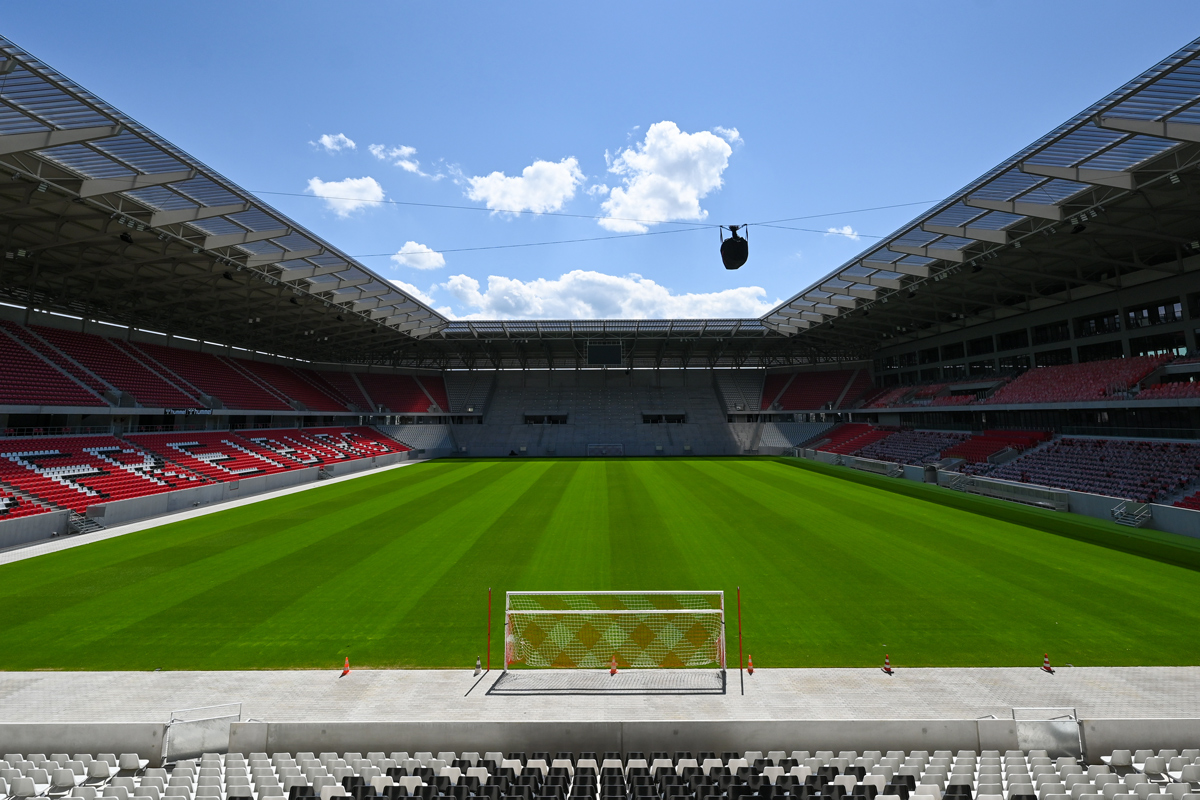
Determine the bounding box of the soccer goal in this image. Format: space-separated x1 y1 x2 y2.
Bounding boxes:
503 591 726 673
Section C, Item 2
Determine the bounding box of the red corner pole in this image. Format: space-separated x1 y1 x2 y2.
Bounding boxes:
486 588 492 672
737 585 745 696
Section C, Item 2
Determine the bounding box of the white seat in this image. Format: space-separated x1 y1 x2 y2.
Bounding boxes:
119 756 149 772
318 787 347 800
397 777 423 793
370 778 394 794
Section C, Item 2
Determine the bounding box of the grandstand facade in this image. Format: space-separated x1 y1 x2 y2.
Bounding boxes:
1 34 1200 541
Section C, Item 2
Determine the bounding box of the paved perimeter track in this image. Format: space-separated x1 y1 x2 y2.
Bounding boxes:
2 667 1197 722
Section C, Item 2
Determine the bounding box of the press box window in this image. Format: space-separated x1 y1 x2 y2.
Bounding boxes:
1126 299 1183 329
1074 310 1120 338
1032 320 1070 345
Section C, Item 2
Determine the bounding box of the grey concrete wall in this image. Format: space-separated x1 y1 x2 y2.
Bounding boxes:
227 718 1200 760
229 720 985 757
0 723 164 760
87 468 320 526
1080 718 1200 759
1 717 1192 762
0 509 69 548
322 452 407 478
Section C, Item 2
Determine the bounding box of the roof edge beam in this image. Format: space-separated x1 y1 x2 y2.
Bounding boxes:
246 248 323 267
79 170 195 198
0 124 123 156
150 203 249 227
1095 115 1200 143
964 196 1062 220
889 245 965 264
922 223 1009 244
1018 162 1135 189
203 227 289 249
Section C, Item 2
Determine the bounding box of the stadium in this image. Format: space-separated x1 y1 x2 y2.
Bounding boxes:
0 13 1199 800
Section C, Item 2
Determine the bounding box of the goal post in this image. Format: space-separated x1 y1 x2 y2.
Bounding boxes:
503 591 726 673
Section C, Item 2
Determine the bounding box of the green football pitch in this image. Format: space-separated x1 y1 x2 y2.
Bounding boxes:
1 457 1198 671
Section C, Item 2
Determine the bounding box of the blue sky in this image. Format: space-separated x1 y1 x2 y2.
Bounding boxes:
8 3 1200 319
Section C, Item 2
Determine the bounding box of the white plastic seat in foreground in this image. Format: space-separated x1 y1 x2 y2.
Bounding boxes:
319 787 348 800
51 770 79 793
370 777 394 794
396 777 423 793
86 763 111 783
119 756 149 773
11 777 38 799
71 788 99 800
913 786 941 800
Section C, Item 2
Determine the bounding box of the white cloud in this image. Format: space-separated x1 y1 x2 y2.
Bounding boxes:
390 241 446 270
713 126 743 145
825 225 861 241
599 121 734 233
314 133 355 152
466 157 584 213
441 270 777 320
369 143 425 174
585 183 610 196
305 176 384 217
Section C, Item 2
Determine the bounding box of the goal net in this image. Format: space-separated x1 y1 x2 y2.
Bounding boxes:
504 591 725 672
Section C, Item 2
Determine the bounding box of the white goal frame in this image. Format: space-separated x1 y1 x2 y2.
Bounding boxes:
503 590 726 673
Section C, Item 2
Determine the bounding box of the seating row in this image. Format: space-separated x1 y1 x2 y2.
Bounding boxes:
3 749 1196 800
0 428 407 514
0 322 448 414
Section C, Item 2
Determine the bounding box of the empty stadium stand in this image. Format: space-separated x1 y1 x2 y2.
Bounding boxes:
986 356 1169 404
444 372 495 414
31 325 199 408
758 421 836 450
854 429 971 465
358 374 439 414
0 428 407 518
942 431 1051 464
0 435 209 513
987 437 1200 504
224 361 349 413
0 746 1179 800
420 376 451 412
815 423 896 455
772 370 863 411
0 331 105 407
1138 380 1200 400
128 428 406 484
317 372 375 412
714 370 763 413
128 343 292 411
379 424 456 453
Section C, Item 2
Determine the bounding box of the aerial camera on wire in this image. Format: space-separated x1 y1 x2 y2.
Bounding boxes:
719 225 748 269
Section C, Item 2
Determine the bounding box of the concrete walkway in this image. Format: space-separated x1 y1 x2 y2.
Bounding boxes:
0 458 432 566
1 666 1196 723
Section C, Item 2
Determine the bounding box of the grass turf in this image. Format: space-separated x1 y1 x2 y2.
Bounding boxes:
1 457 1198 671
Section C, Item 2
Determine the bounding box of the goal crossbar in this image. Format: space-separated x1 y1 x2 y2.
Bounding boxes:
504 590 726 672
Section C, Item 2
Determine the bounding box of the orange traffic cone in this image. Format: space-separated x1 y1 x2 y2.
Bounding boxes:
610 655 618 676
882 654 894 676
1041 653 1054 674
341 656 351 677
747 655 754 675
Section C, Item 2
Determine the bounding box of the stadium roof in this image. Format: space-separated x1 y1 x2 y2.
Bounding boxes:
0 36 447 364
764 36 1200 353
4 34 1200 369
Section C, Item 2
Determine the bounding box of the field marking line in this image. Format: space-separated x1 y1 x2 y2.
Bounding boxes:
0 457 438 567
